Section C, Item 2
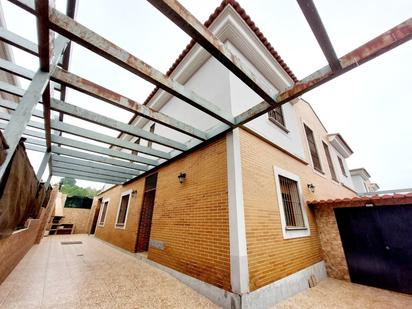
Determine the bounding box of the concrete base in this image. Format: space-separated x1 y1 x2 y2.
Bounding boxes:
242 261 327 309
94 236 327 309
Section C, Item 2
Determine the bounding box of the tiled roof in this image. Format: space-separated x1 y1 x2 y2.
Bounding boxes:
308 193 412 208
125 0 297 127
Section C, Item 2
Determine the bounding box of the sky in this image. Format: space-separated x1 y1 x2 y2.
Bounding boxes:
1 0 411 190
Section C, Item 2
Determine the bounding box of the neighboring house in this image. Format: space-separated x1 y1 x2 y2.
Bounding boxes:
91 1 361 307
350 168 379 194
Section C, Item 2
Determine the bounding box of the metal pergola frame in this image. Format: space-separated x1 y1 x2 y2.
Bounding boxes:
0 0 410 185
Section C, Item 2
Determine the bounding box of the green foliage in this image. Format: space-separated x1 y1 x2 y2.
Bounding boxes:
59 177 100 198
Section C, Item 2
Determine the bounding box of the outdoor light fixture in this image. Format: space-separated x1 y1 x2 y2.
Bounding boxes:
307 183 316 193
365 203 374 207
178 172 186 184
131 190 138 198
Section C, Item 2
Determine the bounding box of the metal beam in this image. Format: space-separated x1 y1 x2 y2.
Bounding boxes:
53 167 127 182
0 61 60 91
50 120 171 160
0 35 68 181
296 0 340 71
52 170 122 184
52 68 208 141
148 0 279 105
235 18 412 125
46 7 234 126
0 80 188 151
58 0 78 133
0 98 171 159
36 151 51 180
51 155 139 177
25 143 46 153
51 146 148 172
52 161 131 180
0 27 38 56
51 134 158 166
1 112 157 166
50 98 187 151
45 173 52 187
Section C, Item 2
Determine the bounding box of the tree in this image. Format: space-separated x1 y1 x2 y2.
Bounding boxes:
60 177 76 186
59 177 100 198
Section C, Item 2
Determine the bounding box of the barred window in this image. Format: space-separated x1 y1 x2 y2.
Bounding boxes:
279 175 305 228
115 193 130 228
268 106 285 127
304 124 322 172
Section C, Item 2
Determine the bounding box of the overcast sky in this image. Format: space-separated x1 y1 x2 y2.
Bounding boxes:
1 0 411 190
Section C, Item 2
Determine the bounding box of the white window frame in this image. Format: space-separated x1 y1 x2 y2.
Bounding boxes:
114 190 132 229
302 122 324 175
273 166 310 239
97 198 110 227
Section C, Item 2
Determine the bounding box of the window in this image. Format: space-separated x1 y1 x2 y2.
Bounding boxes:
268 107 285 127
147 124 155 148
98 199 109 227
274 167 310 239
323 142 337 181
304 124 322 172
338 156 347 177
279 176 305 228
115 191 131 228
131 138 140 156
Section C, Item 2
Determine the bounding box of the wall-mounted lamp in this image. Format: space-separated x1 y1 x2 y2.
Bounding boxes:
178 172 186 184
307 183 316 193
131 190 138 198
365 203 374 207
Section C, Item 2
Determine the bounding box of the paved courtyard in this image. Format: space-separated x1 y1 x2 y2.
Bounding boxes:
273 277 412 309
0 235 217 309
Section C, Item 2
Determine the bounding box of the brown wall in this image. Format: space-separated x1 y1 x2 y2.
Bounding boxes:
95 179 145 252
240 127 356 291
60 208 91 234
0 187 57 284
148 138 230 291
96 138 231 291
0 219 40 284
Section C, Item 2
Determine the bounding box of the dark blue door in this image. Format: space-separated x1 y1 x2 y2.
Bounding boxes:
334 205 412 294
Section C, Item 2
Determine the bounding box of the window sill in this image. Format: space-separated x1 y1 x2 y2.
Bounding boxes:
268 118 289 133
115 224 126 229
286 226 308 231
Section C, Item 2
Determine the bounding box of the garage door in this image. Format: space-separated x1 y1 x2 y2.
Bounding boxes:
334 205 412 294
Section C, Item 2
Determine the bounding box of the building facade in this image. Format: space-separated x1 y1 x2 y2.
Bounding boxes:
92 1 360 307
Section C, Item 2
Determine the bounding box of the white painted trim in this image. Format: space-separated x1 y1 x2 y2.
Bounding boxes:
97 198 110 227
273 166 310 239
226 128 249 294
114 189 132 230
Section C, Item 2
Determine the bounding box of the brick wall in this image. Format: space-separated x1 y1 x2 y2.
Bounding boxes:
148 138 231 291
60 208 91 234
0 219 41 284
239 128 355 291
95 180 145 252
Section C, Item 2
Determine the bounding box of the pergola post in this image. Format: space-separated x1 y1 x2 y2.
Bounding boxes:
36 151 51 181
